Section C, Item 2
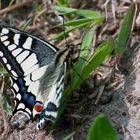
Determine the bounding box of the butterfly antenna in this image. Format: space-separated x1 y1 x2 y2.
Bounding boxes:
59 15 69 48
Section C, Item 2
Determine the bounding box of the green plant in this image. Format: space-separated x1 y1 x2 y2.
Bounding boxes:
116 2 137 54
87 114 118 140
51 6 103 40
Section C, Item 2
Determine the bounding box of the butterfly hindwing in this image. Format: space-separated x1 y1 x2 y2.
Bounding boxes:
10 77 36 118
36 55 67 130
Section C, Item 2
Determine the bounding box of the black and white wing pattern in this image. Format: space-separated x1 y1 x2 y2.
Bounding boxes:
0 25 68 129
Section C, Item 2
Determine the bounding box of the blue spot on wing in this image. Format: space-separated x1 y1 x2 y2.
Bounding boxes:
11 78 36 113
46 102 58 112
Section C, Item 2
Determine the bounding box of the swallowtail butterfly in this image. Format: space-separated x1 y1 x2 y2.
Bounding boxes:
0 25 76 130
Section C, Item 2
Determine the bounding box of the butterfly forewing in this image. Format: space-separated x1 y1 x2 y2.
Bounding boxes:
0 26 62 121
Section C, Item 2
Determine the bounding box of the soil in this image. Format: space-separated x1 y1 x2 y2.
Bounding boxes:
0 0 140 140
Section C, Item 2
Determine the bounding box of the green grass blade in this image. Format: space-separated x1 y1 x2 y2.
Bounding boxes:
87 114 118 140
72 39 115 90
52 6 103 19
76 9 102 18
80 26 97 56
20 18 32 31
0 67 8 75
3 96 13 113
62 132 75 140
81 39 115 79
56 17 102 28
52 5 77 14
116 2 136 54
57 18 94 27
51 22 88 40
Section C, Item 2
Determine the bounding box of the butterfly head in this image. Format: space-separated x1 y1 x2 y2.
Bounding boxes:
56 44 80 65
68 44 80 62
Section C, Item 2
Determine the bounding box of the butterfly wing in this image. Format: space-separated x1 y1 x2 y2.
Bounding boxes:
0 26 58 121
36 52 67 130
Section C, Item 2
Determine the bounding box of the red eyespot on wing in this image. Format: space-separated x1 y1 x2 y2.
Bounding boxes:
34 102 44 112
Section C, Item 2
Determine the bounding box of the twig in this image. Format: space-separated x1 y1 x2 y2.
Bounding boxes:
94 84 105 105
0 0 33 15
103 0 116 25
19 131 22 140
121 125 126 139
9 0 15 6
25 25 43 31
0 0 1 9
104 0 110 21
33 8 47 26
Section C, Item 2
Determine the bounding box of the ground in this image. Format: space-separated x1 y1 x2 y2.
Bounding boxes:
0 0 140 140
